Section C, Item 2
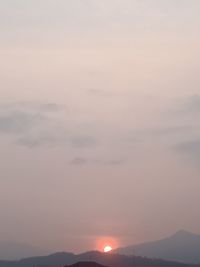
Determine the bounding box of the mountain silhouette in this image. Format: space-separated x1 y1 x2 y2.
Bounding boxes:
65 262 108 267
0 250 198 267
115 230 200 263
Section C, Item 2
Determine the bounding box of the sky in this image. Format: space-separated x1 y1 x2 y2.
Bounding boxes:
0 0 200 256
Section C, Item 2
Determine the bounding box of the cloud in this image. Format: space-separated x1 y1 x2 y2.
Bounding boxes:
0 111 45 135
0 102 97 149
94 159 124 165
176 95 200 114
70 157 124 166
186 95 200 112
0 102 63 139
140 125 192 141
157 95 200 151
173 137 200 166
0 101 66 114
174 139 200 159
70 158 88 165
0 103 61 147
70 136 97 148
36 103 66 112
152 126 192 136
17 135 57 148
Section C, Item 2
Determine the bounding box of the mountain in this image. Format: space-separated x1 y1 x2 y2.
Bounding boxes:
0 242 48 260
114 230 200 264
0 251 198 267
65 262 108 267
0 252 75 267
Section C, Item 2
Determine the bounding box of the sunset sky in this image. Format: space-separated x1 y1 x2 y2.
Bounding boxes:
0 0 200 253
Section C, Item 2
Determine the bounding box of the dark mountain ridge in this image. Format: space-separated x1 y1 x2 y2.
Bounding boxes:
0 250 198 267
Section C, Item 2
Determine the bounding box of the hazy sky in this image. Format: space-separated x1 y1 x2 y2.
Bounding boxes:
1 0 200 255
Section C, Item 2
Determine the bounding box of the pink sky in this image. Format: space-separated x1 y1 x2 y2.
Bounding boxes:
0 0 200 255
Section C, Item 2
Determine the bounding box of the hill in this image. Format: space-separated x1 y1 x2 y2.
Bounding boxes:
114 230 200 263
0 250 198 267
65 262 108 267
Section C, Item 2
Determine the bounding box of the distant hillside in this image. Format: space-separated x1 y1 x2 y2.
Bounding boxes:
0 242 48 260
115 230 200 264
0 250 198 267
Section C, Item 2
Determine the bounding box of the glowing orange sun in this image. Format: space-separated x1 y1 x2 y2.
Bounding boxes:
104 245 112 253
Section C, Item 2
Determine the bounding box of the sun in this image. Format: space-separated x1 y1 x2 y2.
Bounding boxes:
104 245 113 253
96 237 118 253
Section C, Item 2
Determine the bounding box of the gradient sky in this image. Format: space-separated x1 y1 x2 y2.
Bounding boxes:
1 0 200 255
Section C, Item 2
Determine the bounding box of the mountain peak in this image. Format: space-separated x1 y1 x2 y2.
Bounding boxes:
115 230 200 263
173 229 190 235
171 229 198 239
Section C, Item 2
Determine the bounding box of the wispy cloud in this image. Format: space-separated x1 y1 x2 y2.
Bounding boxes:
0 111 45 135
0 101 66 113
174 139 200 161
70 136 97 148
0 102 97 149
173 95 200 116
70 157 124 166
166 95 200 163
182 95 200 113
70 157 89 166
